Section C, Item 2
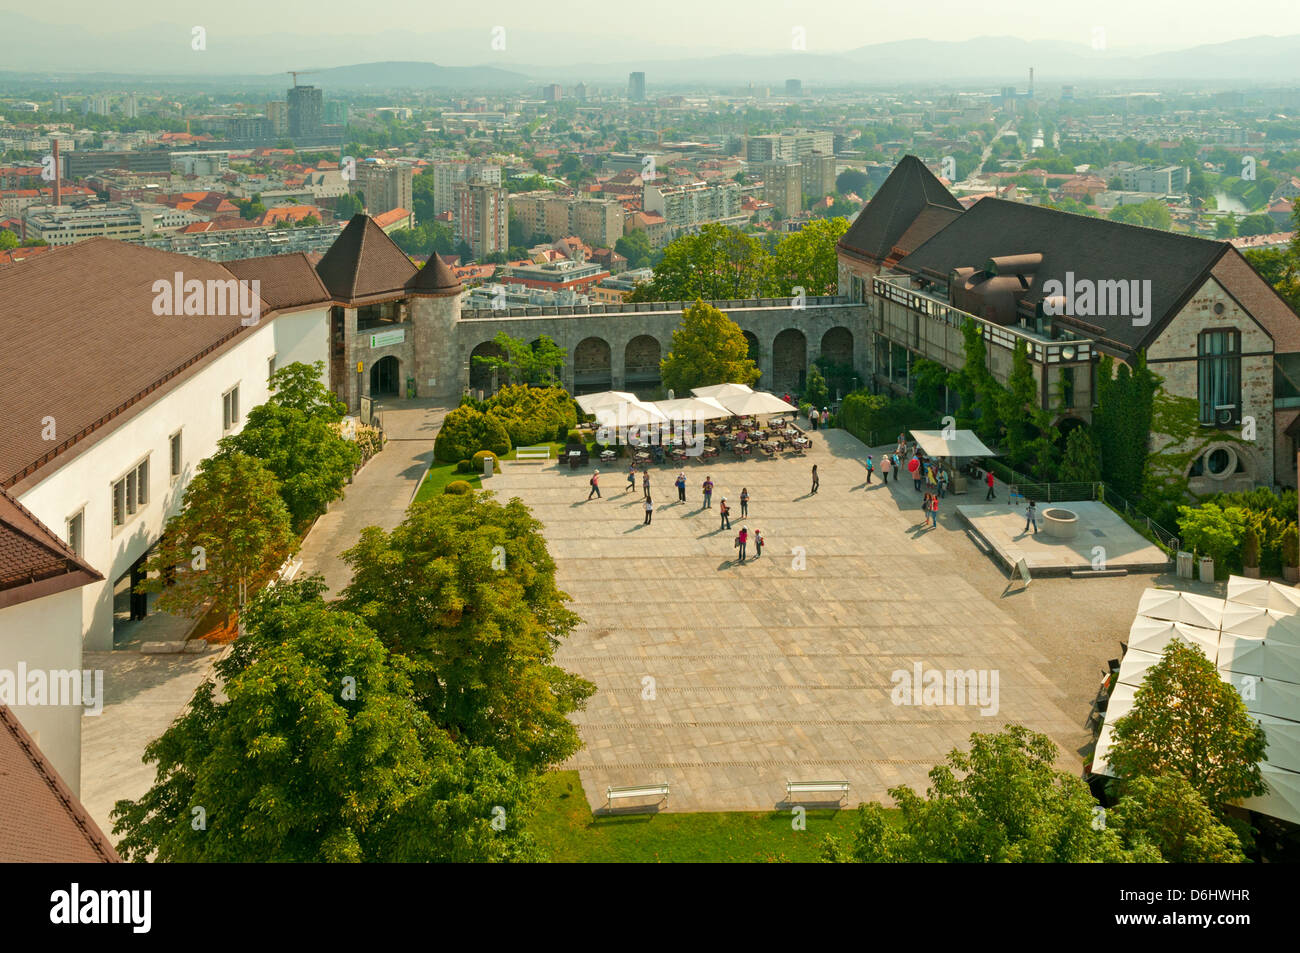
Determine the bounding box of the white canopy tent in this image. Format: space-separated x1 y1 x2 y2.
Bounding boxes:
910 429 997 459
575 390 638 415
1245 763 1300 825
691 383 753 400
716 391 798 417
1126 616 1220 661
1135 588 1225 630
1227 575 1300 615
651 396 732 421
1115 647 1166 689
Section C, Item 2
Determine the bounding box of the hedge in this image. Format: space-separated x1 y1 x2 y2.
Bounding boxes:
837 392 940 447
485 384 577 448
443 480 474 495
435 405 512 463
472 450 501 474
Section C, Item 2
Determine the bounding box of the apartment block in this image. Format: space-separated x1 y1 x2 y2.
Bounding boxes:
353 161 414 218
432 161 502 216
642 181 742 234
1118 164 1189 194
801 152 836 202
763 161 803 216
454 181 508 258
511 191 623 247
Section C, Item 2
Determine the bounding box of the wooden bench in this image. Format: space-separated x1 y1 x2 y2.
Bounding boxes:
514 446 551 463
606 783 670 807
786 780 850 802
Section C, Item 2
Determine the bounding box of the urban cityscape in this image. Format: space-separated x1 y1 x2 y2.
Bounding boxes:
0 0 1295 916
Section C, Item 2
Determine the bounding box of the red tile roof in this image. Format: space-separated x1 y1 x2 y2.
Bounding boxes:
0 703 119 862
0 485 101 608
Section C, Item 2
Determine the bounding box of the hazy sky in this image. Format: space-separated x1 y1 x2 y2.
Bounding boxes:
5 0 1297 56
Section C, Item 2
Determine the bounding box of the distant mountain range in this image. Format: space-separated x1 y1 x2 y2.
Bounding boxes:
2 16 1298 89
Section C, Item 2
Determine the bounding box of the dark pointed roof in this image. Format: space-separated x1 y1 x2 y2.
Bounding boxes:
408 253 463 297
838 155 964 265
315 214 418 304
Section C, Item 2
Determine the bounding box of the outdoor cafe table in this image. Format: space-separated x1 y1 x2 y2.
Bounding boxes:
792 437 810 448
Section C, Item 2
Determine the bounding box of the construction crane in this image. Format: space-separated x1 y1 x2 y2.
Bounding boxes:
287 70 317 87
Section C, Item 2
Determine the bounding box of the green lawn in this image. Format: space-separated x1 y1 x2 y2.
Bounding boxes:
531 771 869 863
412 443 571 506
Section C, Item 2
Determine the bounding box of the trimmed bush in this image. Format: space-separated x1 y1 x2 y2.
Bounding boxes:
456 459 473 474
435 405 511 463
484 384 577 448
472 450 501 474
555 420 571 442
443 480 474 495
1244 528 1260 568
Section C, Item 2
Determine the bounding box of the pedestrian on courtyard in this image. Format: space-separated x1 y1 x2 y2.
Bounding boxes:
740 487 749 517
702 476 714 508
985 469 996 501
931 492 940 527
809 407 819 431
736 526 748 562
675 471 687 502
1024 499 1038 535
783 392 792 406
719 497 731 530
908 455 921 491
753 529 764 558
938 467 949 499
822 407 830 429
588 470 601 500
926 465 938 493
811 464 820 495
644 496 654 525
880 453 891 483
865 454 874 483
642 470 651 499
627 464 637 491
922 491 934 528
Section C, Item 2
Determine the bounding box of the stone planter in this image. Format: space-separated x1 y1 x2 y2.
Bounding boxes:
1042 507 1079 539
1244 566 1261 579
1198 556 1215 584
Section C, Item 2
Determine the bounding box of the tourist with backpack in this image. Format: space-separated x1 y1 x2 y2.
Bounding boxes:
588 470 601 500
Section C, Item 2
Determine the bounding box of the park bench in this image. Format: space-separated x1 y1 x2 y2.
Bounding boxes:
606 782 670 807
786 780 850 802
514 446 551 464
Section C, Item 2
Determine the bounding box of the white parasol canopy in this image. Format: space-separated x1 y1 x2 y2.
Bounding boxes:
1136 588 1225 630
1256 715 1300 773
1115 648 1166 689
1243 763 1300 825
576 390 638 415
1127 615 1220 661
652 396 733 421
910 429 997 458
715 391 798 417
691 383 754 400
1227 576 1300 615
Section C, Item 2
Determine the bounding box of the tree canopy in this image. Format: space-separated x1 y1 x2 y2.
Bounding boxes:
659 300 762 394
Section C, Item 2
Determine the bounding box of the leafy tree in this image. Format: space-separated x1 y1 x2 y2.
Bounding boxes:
1058 427 1102 483
1107 640 1268 812
911 359 948 414
614 229 653 269
471 331 567 387
1178 503 1248 574
333 193 364 220
949 317 1003 441
821 725 1157 863
803 364 829 409
485 384 577 447
1093 353 1159 498
836 168 869 196
137 452 297 628
220 362 360 531
771 217 850 296
1109 200 1172 231
0 230 18 250
112 580 540 862
433 405 512 462
659 300 761 394
339 493 595 774
629 224 774 301
1106 775 1246 863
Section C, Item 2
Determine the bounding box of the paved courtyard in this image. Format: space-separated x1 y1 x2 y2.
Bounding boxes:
485 429 1088 814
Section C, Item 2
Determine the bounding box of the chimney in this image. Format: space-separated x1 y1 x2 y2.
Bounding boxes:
52 137 61 207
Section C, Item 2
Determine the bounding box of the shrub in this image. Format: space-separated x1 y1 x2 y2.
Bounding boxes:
1244 528 1260 568
1285 525 1299 568
471 450 501 474
484 384 577 448
799 402 812 419
456 459 473 474
434 405 512 462
837 392 938 446
443 480 473 495
565 429 584 446
354 424 384 461
556 420 571 442
1179 503 1247 578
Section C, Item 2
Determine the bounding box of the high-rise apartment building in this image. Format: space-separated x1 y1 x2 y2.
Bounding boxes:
433 162 502 216
454 181 508 259
763 161 803 216
747 131 834 165
801 152 836 202
267 101 288 136
510 192 624 247
785 79 803 97
353 161 414 217
643 181 742 234
287 85 323 141
628 72 646 101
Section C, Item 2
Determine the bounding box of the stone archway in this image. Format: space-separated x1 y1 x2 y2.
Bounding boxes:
370 355 400 397
624 334 661 387
574 336 612 394
773 328 807 394
469 340 506 394
742 330 760 364
820 326 853 367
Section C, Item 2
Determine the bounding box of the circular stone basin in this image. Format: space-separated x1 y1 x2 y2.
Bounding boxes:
1042 507 1079 539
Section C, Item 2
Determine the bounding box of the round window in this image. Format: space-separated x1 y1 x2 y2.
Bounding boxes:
1207 448 1232 475
1214 303 1225 315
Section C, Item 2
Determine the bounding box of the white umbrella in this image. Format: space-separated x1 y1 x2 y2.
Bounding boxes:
716 391 798 417
652 396 732 421
1227 575 1300 615
1265 642 1300 685
911 429 998 458
1127 616 1219 661
1136 588 1225 630
1257 715 1300 773
1217 632 1266 679
1222 603 1300 646
692 383 753 399
1116 648 1165 688
1243 763 1300 826
1092 723 1117 775
1221 671 1300 722
576 391 637 415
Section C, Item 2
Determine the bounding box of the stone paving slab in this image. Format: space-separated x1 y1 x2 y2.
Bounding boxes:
957 501 1170 576
487 428 1083 813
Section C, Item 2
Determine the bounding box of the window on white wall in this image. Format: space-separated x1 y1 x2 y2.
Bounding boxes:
66 509 84 556
170 430 183 479
223 386 240 431
111 457 150 530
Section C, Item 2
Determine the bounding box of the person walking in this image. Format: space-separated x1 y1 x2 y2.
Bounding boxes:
736 526 748 563
675 471 687 502
985 468 996 501
809 407 819 431
753 529 763 558
1024 499 1038 535
740 487 749 518
822 407 830 429
626 464 637 492
926 464 938 494
719 497 731 530
865 454 874 484
644 495 654 525
908 455 921 491
642 469 651 500
880 453 891 483
587 469 601 500
702 476 714 508
930 491 940 528
921 491 934 528
938 467 949 499
811 464 820 495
